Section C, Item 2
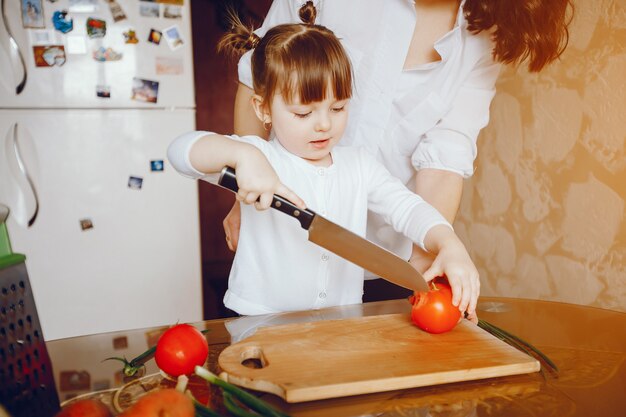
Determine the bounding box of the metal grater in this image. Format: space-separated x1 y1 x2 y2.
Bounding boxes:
0 262 60 417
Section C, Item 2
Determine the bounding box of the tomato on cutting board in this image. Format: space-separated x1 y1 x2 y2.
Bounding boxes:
155 324 209 377
409 277 461 334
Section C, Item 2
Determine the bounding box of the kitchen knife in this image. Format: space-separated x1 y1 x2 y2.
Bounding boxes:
218 166 429 292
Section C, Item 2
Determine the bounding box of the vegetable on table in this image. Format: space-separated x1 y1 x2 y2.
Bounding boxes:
195 366 291 417
104 326 209 377
54 399 112 417
155 324 209 377
118 388 194 417
477 319 558 375
409 277 461 334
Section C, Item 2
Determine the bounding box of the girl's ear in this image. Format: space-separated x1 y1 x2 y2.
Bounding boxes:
251 94 271 124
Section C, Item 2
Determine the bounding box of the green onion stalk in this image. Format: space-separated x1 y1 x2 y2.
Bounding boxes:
195 366 291 417
478 319 558 375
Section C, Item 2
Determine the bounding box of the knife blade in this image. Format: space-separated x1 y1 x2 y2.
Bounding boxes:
218 166 429 293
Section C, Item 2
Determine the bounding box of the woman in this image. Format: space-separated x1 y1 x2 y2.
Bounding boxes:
224 0 573 279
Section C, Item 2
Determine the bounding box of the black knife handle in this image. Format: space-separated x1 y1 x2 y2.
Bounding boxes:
218 166 315 230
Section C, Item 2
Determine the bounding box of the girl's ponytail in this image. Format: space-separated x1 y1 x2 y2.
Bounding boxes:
217 11 261 57
298 1 317 25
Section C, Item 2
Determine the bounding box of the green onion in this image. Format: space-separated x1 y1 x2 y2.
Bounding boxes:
195 366 291 417
478 319 558 374
103 345 156 377
193 400 226 417
223 391 261 417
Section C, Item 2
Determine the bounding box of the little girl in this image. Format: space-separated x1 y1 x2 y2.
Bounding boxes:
168 14 480 317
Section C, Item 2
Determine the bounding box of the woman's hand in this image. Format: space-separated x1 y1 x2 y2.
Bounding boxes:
223 202 241 252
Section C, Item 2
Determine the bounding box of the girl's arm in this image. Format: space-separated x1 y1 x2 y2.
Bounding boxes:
362 150 478 315
168 132 305 210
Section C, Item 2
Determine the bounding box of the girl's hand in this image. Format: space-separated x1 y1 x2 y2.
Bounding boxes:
235 149 306 211
422 228 480 316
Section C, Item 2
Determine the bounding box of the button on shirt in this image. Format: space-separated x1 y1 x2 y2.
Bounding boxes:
238 0 502 259
167 132 450 316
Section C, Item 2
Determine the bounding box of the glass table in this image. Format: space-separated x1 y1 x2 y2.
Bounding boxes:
45 297 626 416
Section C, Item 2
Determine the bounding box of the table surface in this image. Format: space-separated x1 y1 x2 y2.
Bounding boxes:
46 297 626 417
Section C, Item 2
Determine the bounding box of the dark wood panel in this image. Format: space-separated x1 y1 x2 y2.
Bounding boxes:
190 0 272 319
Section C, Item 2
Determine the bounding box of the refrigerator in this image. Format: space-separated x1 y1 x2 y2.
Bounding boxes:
0 0 202 340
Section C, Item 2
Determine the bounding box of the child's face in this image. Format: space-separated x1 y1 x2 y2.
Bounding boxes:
269 87 349 166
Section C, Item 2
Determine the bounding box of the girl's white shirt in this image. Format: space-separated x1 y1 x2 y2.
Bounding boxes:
238 0 501 259
167 131 450 315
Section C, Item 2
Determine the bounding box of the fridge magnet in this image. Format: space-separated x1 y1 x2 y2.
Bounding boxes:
106 0 126 22
150 159 164 172
21 0 45 29
33 45 66 67
66 35 87 54
128 176 144 190
92 46 123 62
147 29 162 45
86 17 106 38
52 10 73 33
59 370 90 391
163 5 182 19
112 336 128 350
157 0 184 5
131 77 159 103
28 29 56 45
69 0 98 14
139 2 160 18
156 56 183 75
96 84 111 98
123 29 139 44
79 218 93 231
163 25 184 51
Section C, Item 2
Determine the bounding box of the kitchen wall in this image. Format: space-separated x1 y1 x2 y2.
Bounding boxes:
456 0 626 312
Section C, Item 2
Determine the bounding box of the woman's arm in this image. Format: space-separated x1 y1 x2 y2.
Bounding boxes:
409 169 463 273
408 41 500 272
234 83 268 139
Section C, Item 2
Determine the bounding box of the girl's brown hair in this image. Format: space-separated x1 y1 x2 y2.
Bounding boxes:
217 1 352 107
464 0 574 72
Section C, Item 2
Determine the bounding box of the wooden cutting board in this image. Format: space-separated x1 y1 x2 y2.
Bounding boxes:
218 313 540 403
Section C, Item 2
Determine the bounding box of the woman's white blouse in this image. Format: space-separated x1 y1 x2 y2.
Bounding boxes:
238 0 501 180
237 0 501 258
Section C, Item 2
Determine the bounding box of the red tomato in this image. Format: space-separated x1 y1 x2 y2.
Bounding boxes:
410 277 461 334
155 324 209 376
55 399 112 417
119 389 194 417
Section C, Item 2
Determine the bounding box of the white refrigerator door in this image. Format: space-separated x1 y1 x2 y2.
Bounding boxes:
0 0 194 108
0 108 202 340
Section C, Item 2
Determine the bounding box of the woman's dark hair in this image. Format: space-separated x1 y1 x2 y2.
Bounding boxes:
217 1 352 107
464 0 574 72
